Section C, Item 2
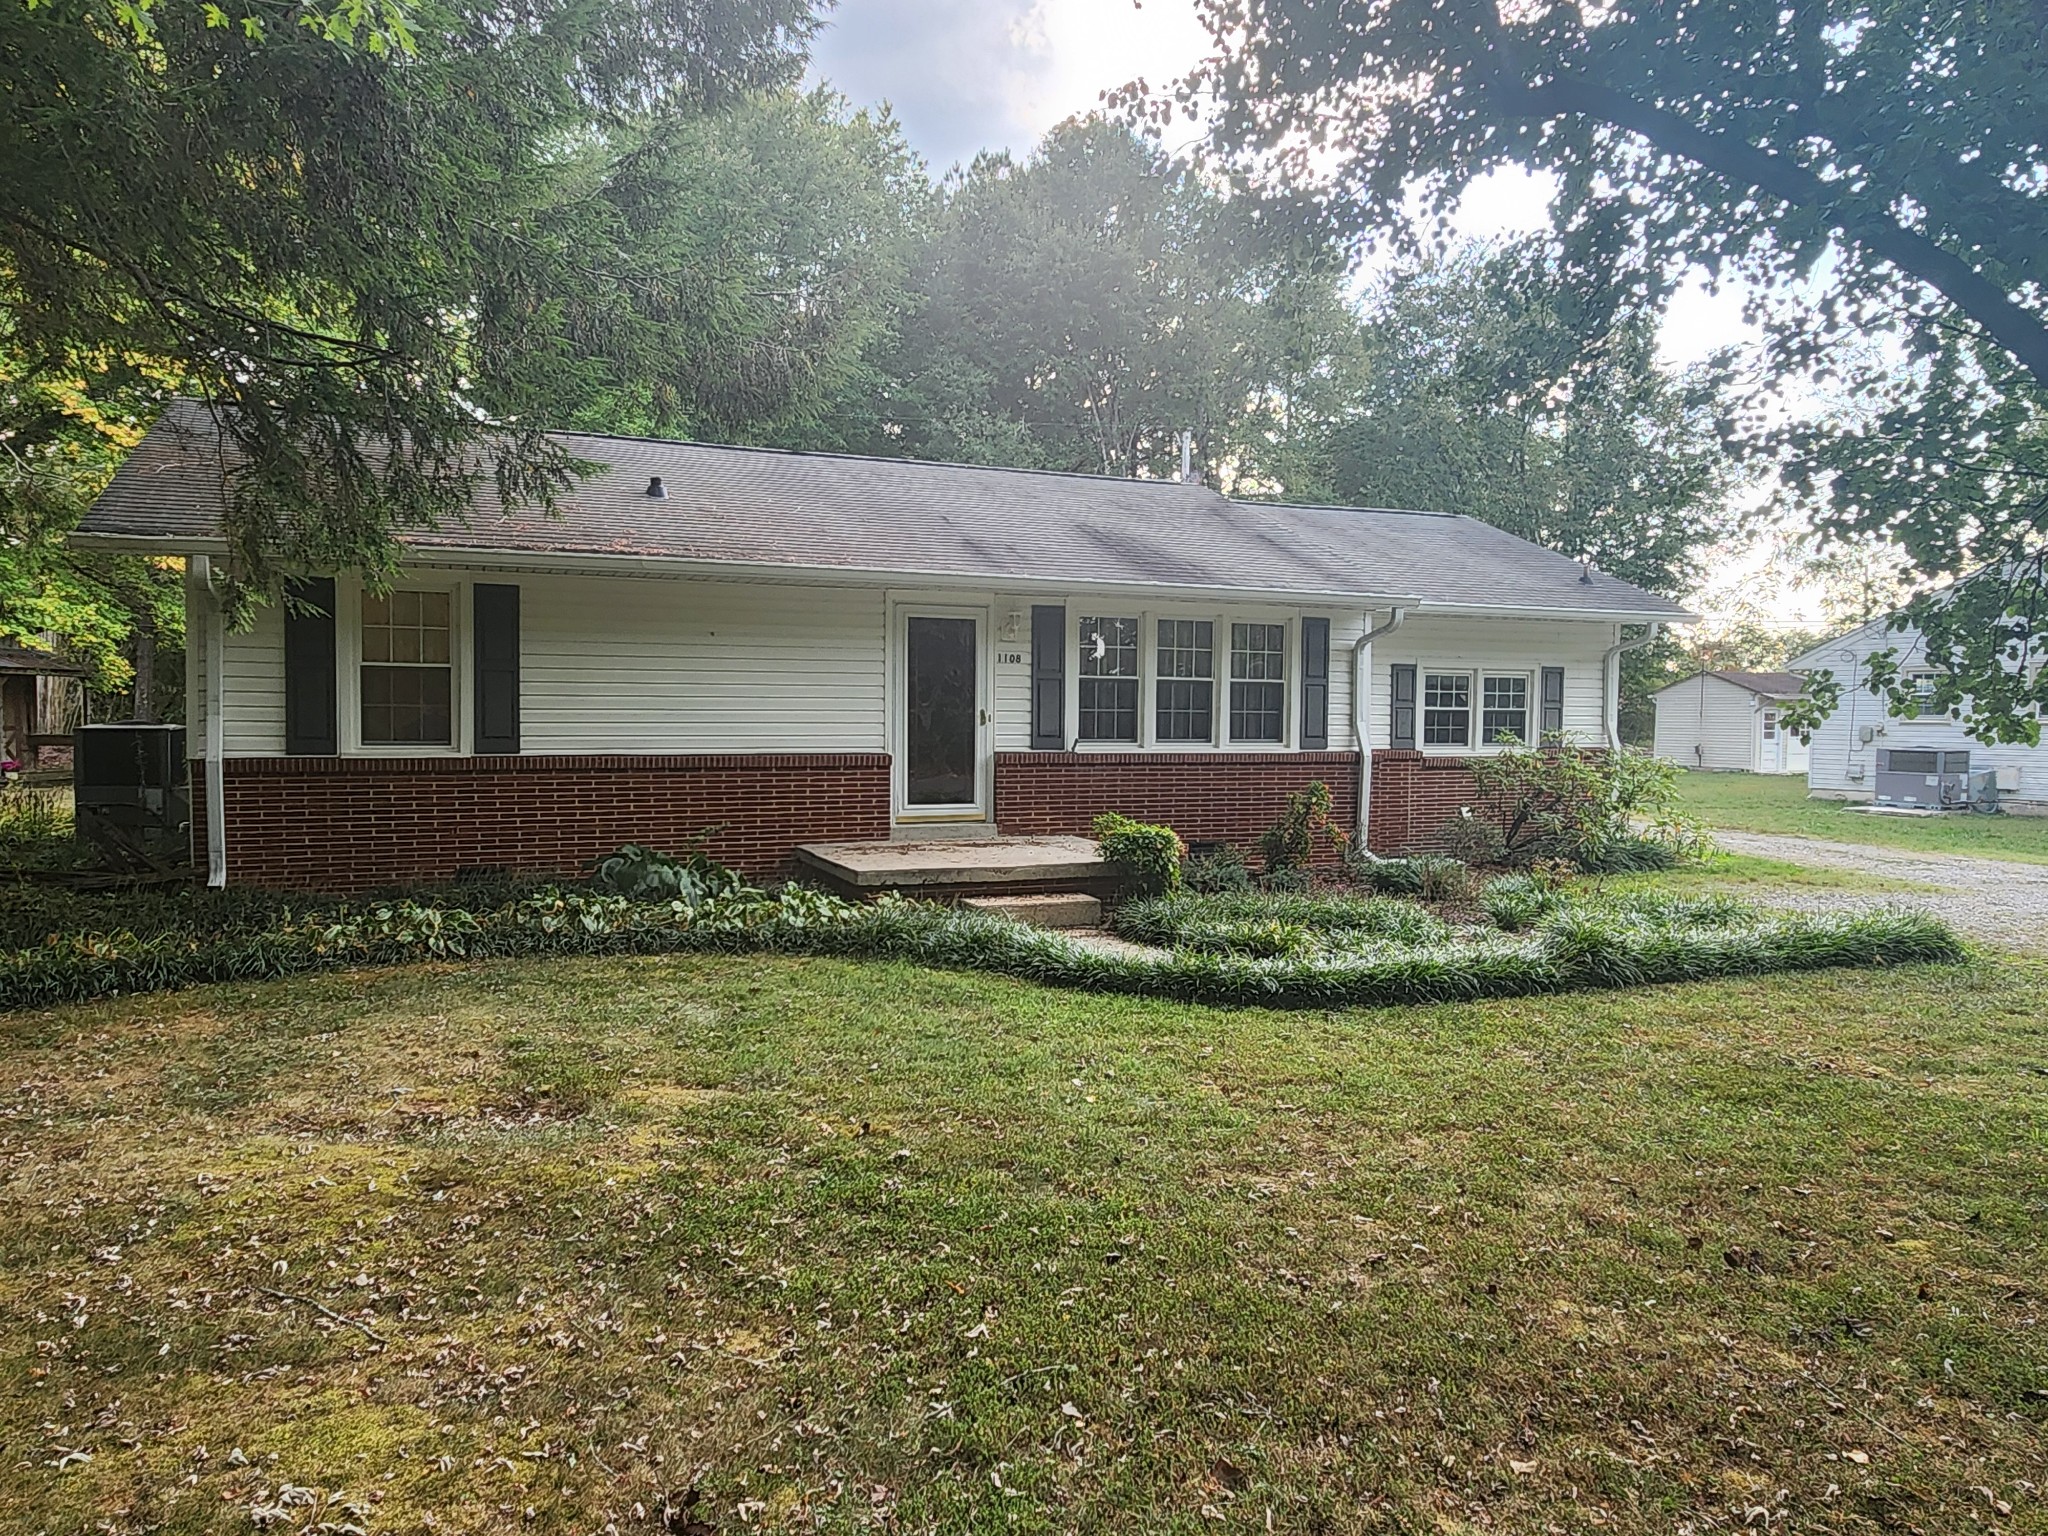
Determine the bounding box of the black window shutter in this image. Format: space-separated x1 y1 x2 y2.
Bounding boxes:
1300 617 1330 750
1389 663 1417 750
283 576 338 756
1540 666 1565 740
473 582 521 754
1030 604 1065 750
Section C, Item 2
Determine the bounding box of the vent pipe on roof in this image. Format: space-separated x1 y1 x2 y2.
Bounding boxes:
646 476 668 499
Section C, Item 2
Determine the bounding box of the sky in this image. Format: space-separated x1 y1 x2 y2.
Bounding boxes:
806 0 1816 623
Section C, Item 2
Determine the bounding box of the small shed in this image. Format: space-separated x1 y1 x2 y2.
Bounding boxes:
1652 669 1809 775
0 643 87 769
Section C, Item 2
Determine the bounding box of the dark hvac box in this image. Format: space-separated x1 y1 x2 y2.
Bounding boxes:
73 723 191 866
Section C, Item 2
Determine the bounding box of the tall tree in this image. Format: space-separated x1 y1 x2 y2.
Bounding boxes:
1162 0 2048 739
2 0 822 600
1320 245 1732 598
840 118 1365 487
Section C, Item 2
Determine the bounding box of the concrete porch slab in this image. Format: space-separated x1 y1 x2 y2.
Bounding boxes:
961 893 1104 929
795 833 1105 890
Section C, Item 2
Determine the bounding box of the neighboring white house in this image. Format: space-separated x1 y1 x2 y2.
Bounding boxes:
1651 670 1810 775
1790 619 2048 812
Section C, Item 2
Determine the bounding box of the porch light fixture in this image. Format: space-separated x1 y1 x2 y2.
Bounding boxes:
646 476 668 499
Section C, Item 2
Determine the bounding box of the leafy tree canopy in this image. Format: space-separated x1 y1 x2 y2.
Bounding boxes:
1 0 832 602
1164 0 2048 740
837 118 1365 488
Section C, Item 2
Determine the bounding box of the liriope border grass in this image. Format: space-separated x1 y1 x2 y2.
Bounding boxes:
0 888 1969 1014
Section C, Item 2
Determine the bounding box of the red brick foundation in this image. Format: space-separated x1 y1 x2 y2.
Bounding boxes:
195 753 891 892
994 751 1362 859
1364 751 1484 855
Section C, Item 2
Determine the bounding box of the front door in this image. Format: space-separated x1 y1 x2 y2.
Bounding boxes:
898 610 988 821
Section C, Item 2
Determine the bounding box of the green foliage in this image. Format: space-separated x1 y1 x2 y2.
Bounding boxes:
1434 808 1507 868
1480 874 1568 934
1181 844 1253 894
1092 812 1186 897
833 118 1364 486
0 787 70 846
1351 853 1472 901
1255 779 1349 876
1114 888 1451 951
1174 0 2048 740
1468 743 1706 869
0 0 890 598
585 840 752 907
0 869 1967 1013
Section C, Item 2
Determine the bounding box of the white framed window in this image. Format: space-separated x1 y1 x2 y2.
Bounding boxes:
1229 621 1287 742
1762 708 1778 741
1422 671 1471 747
1155 618 1215 742
1904 669 1943 719
1076 615 1140 742
1480 674 1529 745
359 587 455 747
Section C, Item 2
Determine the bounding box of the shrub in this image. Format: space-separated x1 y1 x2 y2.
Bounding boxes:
586 839 751 906
1352 854 1472 902
1576 832 1681 873
1182 844 1253 894
1468 741 1707 868
1436 808 1507 866
1256 780 1350 876
1093 813 1186 896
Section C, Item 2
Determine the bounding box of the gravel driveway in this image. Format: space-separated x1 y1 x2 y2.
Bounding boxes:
1714 829 2048 949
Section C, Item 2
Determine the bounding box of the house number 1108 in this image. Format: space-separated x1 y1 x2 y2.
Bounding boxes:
997 650 1026 666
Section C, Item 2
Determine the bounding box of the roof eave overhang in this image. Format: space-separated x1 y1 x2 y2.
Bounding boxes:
1415 600 1695 624
69 532 1427 609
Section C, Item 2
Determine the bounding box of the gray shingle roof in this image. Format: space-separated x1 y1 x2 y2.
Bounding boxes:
1708 669 1807 698
75 401 1689 618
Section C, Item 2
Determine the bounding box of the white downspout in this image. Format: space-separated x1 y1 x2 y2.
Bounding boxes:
1601 622 1662 750
192 555 228 887
1351 606 1408 850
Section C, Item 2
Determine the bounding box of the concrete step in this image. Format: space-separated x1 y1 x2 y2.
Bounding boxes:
960 893 1104 930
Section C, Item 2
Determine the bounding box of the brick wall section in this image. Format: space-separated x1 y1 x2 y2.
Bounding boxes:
195 753 891 892
994 751 1362 861
1365 750 1484 855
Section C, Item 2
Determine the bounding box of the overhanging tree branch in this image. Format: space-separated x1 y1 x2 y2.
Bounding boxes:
1501 76 2048 391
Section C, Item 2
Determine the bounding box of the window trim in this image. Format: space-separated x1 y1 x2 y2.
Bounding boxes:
1228 620 1289 744
1074 613 1142 744
1901 667 1946 723
1479 670 1533 747
1399 663 1548 755
339 576 469 756
1055 602 1300 752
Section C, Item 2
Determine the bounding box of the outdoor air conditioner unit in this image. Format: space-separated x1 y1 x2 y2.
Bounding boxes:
1872 747 1972 809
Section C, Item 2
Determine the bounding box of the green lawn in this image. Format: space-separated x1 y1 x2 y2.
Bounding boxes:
1676 769 2048 863
4 951 2043 1532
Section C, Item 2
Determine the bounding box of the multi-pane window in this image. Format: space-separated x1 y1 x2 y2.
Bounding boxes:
1762 709 1778 742
1076 616 1139 742
1906 670 1942 717
1422 672 1471 747
1155 619 1214 742
1229 622 1286 742
1480 674 1529 745
361 589 453 746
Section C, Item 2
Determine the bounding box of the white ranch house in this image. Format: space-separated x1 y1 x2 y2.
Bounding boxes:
74 402 1689 890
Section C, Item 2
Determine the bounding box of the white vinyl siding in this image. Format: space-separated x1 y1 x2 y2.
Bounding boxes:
1372 616 1609 753
1798 622 2048 807
1651 674 1765 772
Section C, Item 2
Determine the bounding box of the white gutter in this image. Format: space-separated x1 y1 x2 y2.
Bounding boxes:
1601 622 1663 750
191 555 228 888
1351 606 1408 848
